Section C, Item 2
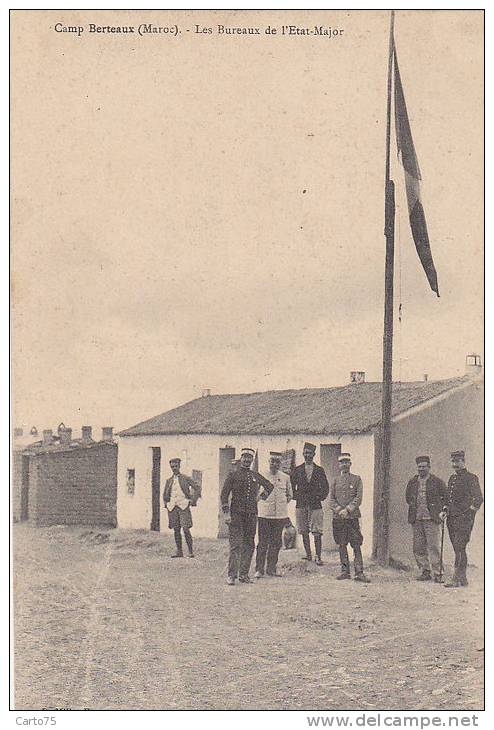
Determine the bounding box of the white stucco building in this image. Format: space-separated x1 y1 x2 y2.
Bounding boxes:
117 371 483 562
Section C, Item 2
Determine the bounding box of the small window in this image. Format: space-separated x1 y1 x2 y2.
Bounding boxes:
126 468 135 495
281 449 296 475
192 470 203 500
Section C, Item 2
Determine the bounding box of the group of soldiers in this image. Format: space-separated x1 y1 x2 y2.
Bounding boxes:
218 442 371 584
162 444 483 588
406 450 483 587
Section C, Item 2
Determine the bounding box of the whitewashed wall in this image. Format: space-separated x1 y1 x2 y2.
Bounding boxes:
117 432 375 552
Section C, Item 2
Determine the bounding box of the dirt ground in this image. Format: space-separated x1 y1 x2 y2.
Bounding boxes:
13 523 483 711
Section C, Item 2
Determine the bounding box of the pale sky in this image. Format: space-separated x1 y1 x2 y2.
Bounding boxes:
11 9 483 433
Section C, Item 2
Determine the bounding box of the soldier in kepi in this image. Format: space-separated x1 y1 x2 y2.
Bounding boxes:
291 442 329 565
443 450 483 588
221 447 273 585
405 455 448 582
163 458 201 558
330 453 370 582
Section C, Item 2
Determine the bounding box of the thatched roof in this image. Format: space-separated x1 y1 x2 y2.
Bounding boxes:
119 376 472 437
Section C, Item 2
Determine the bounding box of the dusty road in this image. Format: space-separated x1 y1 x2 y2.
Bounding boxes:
13 524 483 711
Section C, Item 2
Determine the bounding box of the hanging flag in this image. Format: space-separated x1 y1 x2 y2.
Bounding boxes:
394 46 439 296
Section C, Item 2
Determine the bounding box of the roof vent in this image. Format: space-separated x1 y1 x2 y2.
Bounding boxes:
102 426 114 441
60 427 72 446
465 354 482 376
202 388 211 397
42 429 53 446
81 426 93 443
350 371 365 384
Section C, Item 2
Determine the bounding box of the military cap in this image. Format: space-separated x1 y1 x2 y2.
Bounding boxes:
241 447 255 456
169 457 181 464
415 455 430 465
338 452 352 462
303 442 316 452
451 450 465 460
269 451 283 458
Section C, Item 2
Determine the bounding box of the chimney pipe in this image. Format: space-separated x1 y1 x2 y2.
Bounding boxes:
465 354 482 376
202 388 211 397
81 426 92 443
42 429 53 446
60 428 72 446
102 426 113 442
423 374 428 382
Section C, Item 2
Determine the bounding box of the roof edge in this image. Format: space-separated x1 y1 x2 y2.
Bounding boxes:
391 375 482 424
118 427 375 438
117 375 472 438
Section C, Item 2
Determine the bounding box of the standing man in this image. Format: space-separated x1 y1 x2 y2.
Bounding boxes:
221 447 273 585
255 451 292 578
163 458 201 558
443 450 483 588
291 442 329 566
405 455 448 582
330 453 371 583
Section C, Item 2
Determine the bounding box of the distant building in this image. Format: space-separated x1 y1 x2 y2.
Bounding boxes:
117 367 483 566
12 426 118 527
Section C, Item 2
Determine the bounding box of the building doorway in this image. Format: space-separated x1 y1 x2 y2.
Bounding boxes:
20 455 30 521
151 447 161 531
218 447 236 538
319 443 342 550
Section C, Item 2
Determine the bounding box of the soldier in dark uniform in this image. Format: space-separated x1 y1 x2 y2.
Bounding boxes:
221 448 273 585
443 450 483 588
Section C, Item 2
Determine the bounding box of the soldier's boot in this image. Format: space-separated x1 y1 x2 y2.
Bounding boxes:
301 533 312 561
444 571 460 588
416 570 432 581
171 528 184 558
458 550 468 586
337 545 351 579
314 535 324 565
353 546 370 582
458 565 468 587
183 528 194 557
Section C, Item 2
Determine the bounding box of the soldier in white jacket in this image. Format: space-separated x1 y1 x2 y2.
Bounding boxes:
255 452 293 578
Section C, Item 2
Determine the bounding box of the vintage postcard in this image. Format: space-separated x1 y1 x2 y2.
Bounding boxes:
10 8 484 716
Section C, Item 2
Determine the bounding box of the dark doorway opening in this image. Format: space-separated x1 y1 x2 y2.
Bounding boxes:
151 447 161 531
218 447 236 538
319 443 342 550
20 455 30 521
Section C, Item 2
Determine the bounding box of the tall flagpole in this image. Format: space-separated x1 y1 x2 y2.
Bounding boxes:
376 10 395 566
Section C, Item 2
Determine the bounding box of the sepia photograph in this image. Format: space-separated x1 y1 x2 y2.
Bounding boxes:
10 7 484 715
